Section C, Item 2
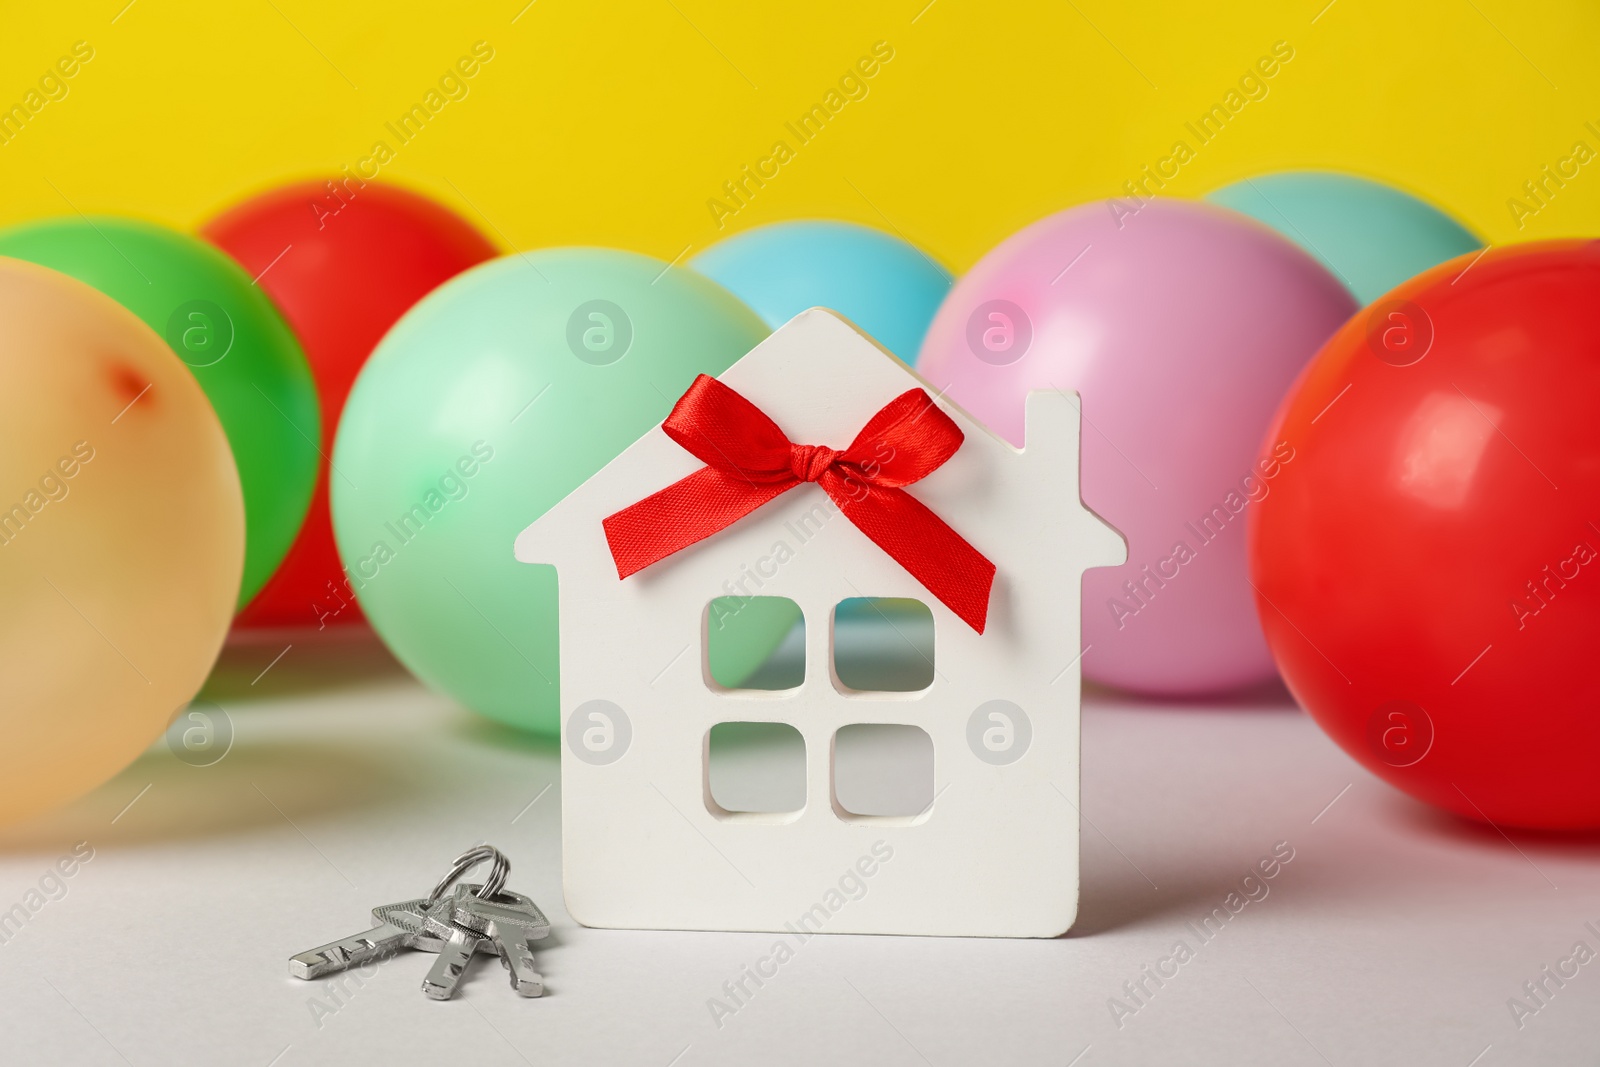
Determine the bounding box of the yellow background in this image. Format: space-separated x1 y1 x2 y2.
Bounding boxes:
1 0 1596 271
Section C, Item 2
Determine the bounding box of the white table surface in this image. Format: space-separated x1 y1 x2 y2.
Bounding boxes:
1 629 1594 1066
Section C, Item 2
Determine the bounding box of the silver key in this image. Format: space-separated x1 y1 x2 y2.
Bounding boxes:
450 884 549 997
420 920 486 1000
289 906 423 979
374 896 497 956
417 883 545 1000
289 844 549 1001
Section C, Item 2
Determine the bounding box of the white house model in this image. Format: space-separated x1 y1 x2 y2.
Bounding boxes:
514 309 1124 938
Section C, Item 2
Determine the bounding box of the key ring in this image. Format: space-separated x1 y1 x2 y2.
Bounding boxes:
427 844 510 902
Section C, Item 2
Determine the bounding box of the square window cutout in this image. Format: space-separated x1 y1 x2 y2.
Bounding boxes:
832 598 934 693
706 597 804 691
832 723 934 818
706 722 805 815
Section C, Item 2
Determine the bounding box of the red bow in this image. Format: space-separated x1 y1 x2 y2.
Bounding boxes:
602 375 995 633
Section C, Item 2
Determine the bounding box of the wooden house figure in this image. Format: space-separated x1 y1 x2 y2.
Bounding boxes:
514 309 1124 938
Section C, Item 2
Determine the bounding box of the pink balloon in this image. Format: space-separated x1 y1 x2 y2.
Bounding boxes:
918 199 1356 695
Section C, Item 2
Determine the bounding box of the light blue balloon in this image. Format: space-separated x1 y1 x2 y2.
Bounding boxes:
690 220 951 364
1205 172 1481 306
693 222 950 682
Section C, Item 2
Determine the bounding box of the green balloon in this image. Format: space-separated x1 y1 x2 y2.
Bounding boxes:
331 248 781 735
1205 171 1482 306
0 217 318 607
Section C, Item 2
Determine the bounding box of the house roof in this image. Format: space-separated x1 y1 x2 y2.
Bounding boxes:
514 308 1122 584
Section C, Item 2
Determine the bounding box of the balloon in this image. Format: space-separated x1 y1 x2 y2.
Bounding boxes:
202 181 498 629
0 217 317 608
1251 239 1600 829
917 199 1356 696
0 257 243 825
691 221 954 674
1206 171 1481 306
691 220 950 364
331 248 771 735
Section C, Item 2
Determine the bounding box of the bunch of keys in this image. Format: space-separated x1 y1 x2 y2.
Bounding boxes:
289 844 550 1000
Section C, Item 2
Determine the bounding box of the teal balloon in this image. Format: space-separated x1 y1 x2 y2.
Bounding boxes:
1205 172 1481 305
330 249 771 735
690 221 951 364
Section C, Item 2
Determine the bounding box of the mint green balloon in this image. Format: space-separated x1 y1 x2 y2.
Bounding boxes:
1205 172 1481 305
331 248 775 735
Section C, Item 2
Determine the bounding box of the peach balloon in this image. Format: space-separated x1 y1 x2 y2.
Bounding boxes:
0 258 243 825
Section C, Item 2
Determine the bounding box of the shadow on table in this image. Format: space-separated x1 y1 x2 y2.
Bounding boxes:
200 624 411 704
1069 860 1231 939
1387 794 1600 857
1085 674 1300 711
0 736 415 854
449 714 560 757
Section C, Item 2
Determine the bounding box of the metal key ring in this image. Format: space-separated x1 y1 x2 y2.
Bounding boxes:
427 844 510 902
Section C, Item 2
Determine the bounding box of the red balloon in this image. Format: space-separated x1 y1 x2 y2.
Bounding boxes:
203 181 496 629
1250 239 1600 829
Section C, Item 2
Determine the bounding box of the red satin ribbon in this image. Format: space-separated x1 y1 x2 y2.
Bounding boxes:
602 374 995 633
